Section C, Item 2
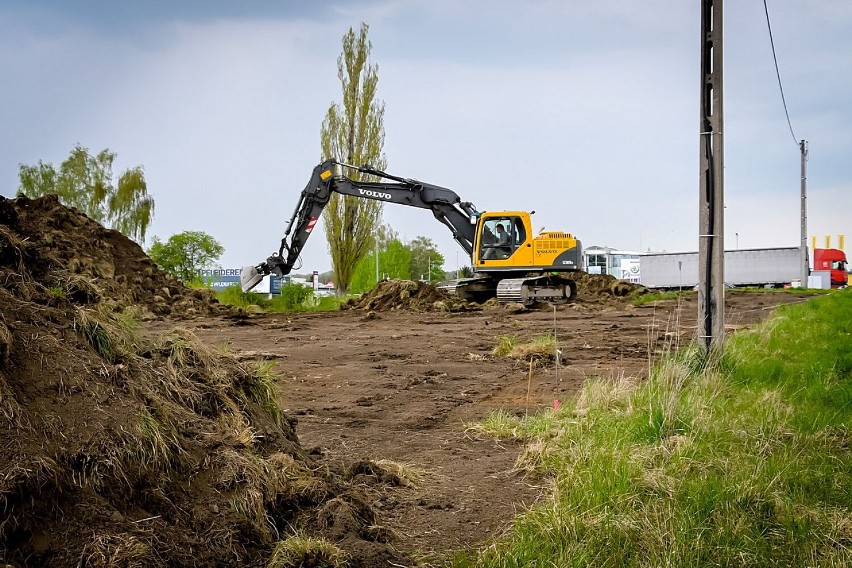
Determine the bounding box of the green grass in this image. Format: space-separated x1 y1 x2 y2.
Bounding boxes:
455 288 852 568
631 290 685 306
214 284 348 313
632 287 831 307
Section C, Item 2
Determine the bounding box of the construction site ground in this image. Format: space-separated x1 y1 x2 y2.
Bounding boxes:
171 291 808 563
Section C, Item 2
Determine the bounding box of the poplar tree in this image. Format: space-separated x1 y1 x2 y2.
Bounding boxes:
320 22 386 294
18 144 154 243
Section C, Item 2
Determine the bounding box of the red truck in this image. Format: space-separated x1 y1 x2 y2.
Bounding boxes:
813 248 849 288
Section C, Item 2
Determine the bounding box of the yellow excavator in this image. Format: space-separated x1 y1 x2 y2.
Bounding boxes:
241 160 583 306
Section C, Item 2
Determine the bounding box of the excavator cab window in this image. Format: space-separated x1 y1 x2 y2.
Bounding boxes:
480 217 525 260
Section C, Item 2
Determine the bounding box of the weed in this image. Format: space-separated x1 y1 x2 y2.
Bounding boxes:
72 305 143 363
46 285 65 299
492 336 517 357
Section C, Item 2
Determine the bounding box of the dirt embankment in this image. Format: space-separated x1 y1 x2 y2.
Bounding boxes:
0 195 409 567
344 272 648 313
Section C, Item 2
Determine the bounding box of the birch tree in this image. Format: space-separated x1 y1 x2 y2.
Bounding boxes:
320 22 386 294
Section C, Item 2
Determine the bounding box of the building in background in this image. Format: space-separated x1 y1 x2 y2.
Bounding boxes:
583 246 641 282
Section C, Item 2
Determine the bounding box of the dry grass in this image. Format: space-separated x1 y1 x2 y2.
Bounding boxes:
267 452 330 502
266 534 347 568
79 533 153 568
574 371 638 415
152 329 282 426
0 374 26 428
0 320 11 367
373 459 427 488
493 334 559 365
212 448 328 542
0 455 61 511
56 273 102 304
214 447 281 540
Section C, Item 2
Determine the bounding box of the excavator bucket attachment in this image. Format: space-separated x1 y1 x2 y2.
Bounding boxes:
240 266 263 292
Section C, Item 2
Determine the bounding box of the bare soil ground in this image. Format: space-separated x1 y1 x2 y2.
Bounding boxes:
179 290 809 565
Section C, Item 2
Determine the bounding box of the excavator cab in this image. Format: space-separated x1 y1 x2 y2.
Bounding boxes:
476 215 527 263
474 211 583 272
474 212 537 268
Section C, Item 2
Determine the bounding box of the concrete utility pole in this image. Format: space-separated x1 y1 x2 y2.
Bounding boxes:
698 0 725 352
800 140 809 286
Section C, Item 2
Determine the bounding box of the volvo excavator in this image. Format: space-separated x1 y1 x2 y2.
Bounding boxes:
241 160 583 306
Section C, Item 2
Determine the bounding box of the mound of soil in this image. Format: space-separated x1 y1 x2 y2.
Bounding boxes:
573 272 648 303
0 195 226 319
0 196 409 567
346 274 647 313
344 279 474 312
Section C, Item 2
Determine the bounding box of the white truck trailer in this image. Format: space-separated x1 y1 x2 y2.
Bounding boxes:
639 247 801 289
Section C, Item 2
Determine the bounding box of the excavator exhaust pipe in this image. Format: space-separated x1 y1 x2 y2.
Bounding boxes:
240 266 263 292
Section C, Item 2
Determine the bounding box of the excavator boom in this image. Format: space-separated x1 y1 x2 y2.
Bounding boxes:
241 160 479 291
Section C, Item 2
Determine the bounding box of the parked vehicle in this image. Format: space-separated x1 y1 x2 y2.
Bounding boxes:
639 247 802 289
813 248 848 288
639 247 849 289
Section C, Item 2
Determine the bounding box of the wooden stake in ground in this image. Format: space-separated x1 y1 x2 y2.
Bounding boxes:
525 359 534 420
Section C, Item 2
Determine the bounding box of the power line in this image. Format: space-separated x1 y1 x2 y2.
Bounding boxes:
763 0 798 145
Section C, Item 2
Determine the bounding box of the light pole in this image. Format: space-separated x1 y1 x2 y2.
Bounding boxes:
735 232 739 250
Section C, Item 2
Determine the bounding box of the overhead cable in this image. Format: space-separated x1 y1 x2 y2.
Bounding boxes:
763 0 798 145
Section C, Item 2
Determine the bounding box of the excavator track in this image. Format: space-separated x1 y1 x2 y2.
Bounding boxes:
496 275 577 306
439 274 577 307
438 277 497 304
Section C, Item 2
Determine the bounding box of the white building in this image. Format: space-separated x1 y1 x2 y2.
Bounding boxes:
583 246 641 282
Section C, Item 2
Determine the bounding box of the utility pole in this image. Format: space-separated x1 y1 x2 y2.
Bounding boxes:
375 238 379 283
698 0 725 352
800 140 809 286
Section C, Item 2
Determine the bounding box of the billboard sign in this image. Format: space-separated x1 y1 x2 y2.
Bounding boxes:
620 259 641 283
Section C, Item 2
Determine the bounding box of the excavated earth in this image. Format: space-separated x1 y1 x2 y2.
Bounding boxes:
0 195 814 567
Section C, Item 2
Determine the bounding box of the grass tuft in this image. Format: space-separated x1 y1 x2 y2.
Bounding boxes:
492 334 558 364
79 533 152 568
373 459 427 488
266 534 347 568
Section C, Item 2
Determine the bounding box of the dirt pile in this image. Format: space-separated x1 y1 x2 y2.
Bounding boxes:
0 194 226 319
573 272 648 303
0 196 409 567
344 279 475 312
345 275 647 313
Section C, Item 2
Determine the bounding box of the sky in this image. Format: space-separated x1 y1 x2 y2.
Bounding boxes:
2 0 850 275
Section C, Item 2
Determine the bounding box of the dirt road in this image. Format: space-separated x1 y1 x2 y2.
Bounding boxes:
178 292 807 563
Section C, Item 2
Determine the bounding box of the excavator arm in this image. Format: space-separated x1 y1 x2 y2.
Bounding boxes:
241 160 479 291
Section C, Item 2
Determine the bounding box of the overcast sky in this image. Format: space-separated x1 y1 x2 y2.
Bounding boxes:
2 0 850 274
